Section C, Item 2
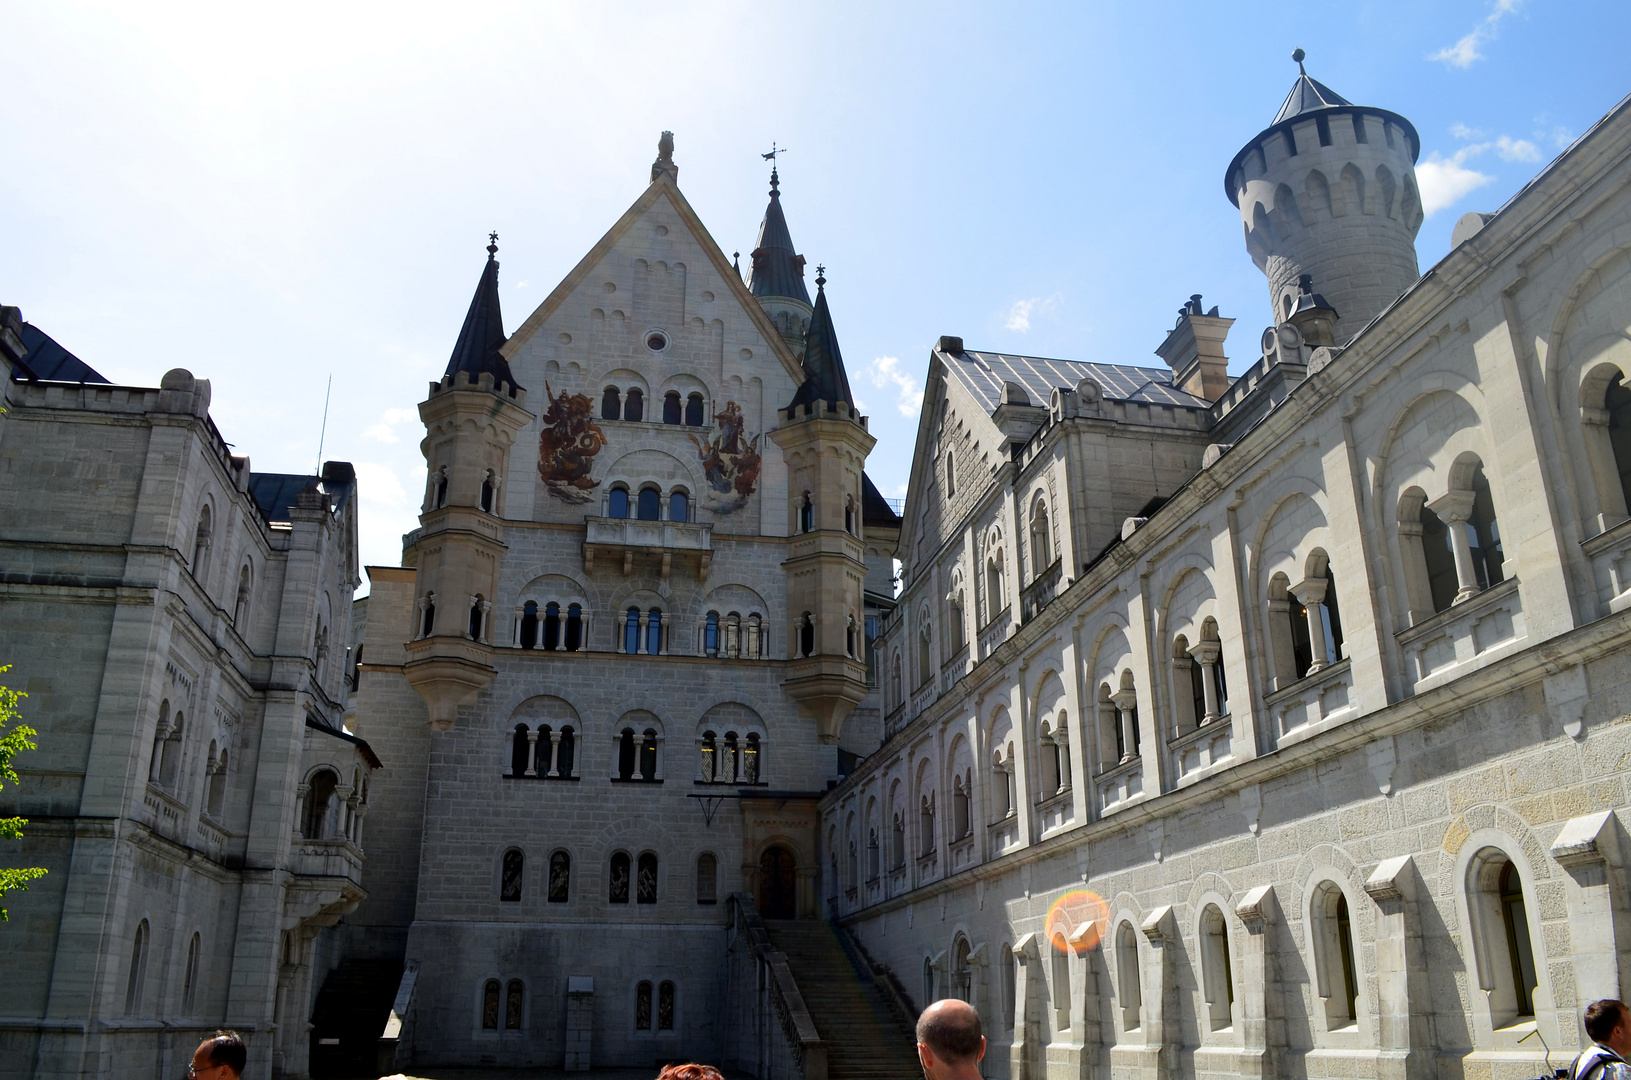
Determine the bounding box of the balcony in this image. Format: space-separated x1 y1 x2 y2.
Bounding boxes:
941 645 969 692
988 811 1020 855
947 833 977 873
291 837 365 884
1263 656 1357 749
1168 716 1235 786
978 607 1012 659
1020 559 1064 624
1095 755 1144 815
582 516 712 580
1395 578 1525 696
910 679 938 718
1583 517 1631 614
1035 786 1075 835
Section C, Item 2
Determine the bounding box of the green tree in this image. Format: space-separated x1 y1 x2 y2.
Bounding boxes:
0 667 47 921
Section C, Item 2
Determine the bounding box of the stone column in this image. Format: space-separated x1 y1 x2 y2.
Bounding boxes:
1234 885 1280 1080
1363 855 1431 1080
547 731 563 778
637 612 649 654
1139 906 1177 1080
524 730 539 777
1112 689 1139 764
511 609 523 646
1190 640 1224 723
1291 579 1330 672
1427 491 1480 603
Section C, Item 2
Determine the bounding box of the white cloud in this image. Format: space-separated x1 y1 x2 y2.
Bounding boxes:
868 355 923 418
1416 150 1496 218
1429 0 1520 69
363 406 420 444
1494 135 1540 163
1004 293 1061 333
1449 122 1482 141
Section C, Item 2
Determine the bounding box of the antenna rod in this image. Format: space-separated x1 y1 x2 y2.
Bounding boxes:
315 374 333 474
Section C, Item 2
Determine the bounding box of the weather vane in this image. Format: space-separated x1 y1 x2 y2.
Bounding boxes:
762 142 787 163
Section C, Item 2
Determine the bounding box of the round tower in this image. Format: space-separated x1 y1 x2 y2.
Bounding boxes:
1226 51 1424 341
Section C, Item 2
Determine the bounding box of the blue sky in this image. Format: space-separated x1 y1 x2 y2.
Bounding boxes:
3 1 1627 574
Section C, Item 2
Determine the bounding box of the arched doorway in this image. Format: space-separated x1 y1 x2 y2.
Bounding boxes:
759 845 797 918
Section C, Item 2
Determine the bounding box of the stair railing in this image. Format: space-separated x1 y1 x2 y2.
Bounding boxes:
725 893 828 1080
374 959 418 1076
831 919 920 1032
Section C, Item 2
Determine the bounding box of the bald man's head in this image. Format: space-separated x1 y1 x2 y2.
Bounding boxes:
916 999 984 1066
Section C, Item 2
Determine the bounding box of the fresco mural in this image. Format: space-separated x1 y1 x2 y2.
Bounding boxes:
537 382 606 503
691 399 761 513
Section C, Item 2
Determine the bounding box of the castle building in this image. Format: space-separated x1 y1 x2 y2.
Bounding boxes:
0 309 369 1080
828 66 1631 1080
337 134 898 1074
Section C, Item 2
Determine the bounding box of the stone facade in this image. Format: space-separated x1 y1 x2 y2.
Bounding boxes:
825 78 1631 1079
0 311 371 1080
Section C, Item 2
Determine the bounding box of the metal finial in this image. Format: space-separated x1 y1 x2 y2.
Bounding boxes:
761 142 787 163
1292 47 1306 74
487 231 499 256
815 264 826 287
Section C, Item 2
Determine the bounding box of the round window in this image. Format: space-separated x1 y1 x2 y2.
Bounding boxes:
646 331 669 352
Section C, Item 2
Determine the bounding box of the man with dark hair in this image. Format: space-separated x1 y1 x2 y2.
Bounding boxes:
916 999 985 1080
189 1031 247 1080
1574 1000 1631 1079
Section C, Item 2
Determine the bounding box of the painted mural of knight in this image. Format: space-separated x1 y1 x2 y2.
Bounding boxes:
538 381 606 503
692 398 761 513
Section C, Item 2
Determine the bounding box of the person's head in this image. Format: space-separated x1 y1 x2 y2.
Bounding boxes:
190 1031 246 1080
916 999 985 1079
1586 999 1631 1055
655 1064 725 1080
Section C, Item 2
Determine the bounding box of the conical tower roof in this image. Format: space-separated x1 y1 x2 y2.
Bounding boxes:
789 269 855 411
1272 67 1353 125
747 168 811 304
443 235 522 394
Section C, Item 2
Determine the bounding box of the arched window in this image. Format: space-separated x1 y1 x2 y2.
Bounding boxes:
669 489 689 523
1051 933 1072 1032
500 849 524 901
548 850 570 903
799 613 815 658
685 393 704 426
609 486 630 519
696 853 718 904
304 769 338 838
505 979 524 1030
844 496 856 535
986 556 1005 618
663 390 682 424
891 652 903 704
953 936 972 1002
541 600 561 652
946 452 956 498
1030 496 1052 572
658 980 675 1029
846 832 858 892
700 731 718 780
919 794 935 856
1468 850 1539 1025
917 623 932 687
722 732 740 783
923 957 935 1007
1200 905 1234 1030
468 595 486 641
1603 371 1631 515
1467 465 1505 591
637 852 658 903
609 851 631 903
637 486 661 521
602 387 621 420
704 612 720 656
433 469 448 509
624 608 640 654
639 729 659 780
556 726 576 777
1312 883 1359 1030
892 810 906 869
635 981 653 1030
744 732 761 783
182 931 201 1013
124 919 148 1015
420 593 436 638
867 827 880 880
624 387 644 422
482 979 501 1030
565 604 583 651
647 609 663 655
991 751 1011 819
520 601 538 649
480 472 496 513
1116 922 1141 1031
798 493 814 533
207 747 228 818
618 728 637 780
156 707 184 788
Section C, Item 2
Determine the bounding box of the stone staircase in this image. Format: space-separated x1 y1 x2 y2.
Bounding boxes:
308 957 403 1079
764 920 921 1080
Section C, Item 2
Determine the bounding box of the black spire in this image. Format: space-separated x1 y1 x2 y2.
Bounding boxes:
442 233 522 395
789 267 855 412
1273 49 1354 126
747 167 810 304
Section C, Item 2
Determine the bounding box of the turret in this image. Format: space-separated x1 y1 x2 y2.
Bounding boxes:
746 165 813 360
404 236 534 728
1226 50 1424 341
769 269 874 744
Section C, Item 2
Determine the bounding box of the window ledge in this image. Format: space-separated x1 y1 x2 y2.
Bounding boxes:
1264 657 1353 707
1581 513 1631 553
1094 755 1142 783
610 778 664 784
1167 714 1234 752
1395 577 1520 647
502 773 581 781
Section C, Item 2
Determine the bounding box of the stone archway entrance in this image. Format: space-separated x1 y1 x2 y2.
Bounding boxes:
759 845 797 918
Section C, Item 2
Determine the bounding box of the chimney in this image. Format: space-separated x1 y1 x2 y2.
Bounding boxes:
1155 294 1234 402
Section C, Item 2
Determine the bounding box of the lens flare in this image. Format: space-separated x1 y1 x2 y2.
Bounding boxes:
1045 889 1109 952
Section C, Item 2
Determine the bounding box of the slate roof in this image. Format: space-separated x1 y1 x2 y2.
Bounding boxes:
789 277 856 411
443 240 522 394
940 346 1210 413
248 474 320 523
13 324 110 383
747 170 810 304
1273 72 1353 125
862 472 901 529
